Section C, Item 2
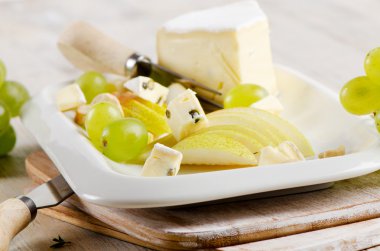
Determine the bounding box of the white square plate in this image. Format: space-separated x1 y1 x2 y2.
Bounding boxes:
21 65 380 208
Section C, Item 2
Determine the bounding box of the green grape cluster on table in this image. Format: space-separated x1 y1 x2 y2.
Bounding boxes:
77 71 149 163
340 47 380 133
0 59 30 156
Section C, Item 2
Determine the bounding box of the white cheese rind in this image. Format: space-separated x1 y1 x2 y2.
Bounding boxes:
141 143 183 177
56 83 87 111
162 1 266 33
165 89 208 141
124 76 169 105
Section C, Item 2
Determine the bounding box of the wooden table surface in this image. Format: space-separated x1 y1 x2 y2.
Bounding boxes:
1 0 380 250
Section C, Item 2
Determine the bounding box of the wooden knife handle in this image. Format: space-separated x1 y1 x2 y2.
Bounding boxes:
58 21 136 76
0 198 32 251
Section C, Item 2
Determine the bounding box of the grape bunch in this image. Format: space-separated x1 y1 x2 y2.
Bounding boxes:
340 48 380 132
0 59 30 156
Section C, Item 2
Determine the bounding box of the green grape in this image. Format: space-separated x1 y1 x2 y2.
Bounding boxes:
101 118 148 162
0 102 10 135
0 126 16 156
340 76 380 115
364 47 380 84
85 102 123 149
77 71 109 102
0 59 6 89
0 81 30 117
224 84 268 109
374 111 380 133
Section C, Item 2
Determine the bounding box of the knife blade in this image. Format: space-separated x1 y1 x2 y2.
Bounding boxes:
0 175 73 249
23 174 73 210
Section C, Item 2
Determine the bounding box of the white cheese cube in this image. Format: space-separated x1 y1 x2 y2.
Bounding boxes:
56 83 87 111
167 83 187 103
157 1 277 103
258 141 305 166
165 89 208 141
124 76 169 105
251 95 284 115
278 141 305 161
141 143 183 177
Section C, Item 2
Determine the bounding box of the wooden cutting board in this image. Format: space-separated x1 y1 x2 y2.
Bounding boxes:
26 151 380 250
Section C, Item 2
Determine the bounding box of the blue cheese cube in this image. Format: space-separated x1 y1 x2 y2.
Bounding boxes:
124 76 169 105
165 89 208 141
141 143 182 177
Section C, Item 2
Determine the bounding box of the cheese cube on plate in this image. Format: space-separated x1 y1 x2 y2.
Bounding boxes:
56 83 87 111
124 76 169 105
165 89 208 141
258 141 305 166
167 83 187 103
141 143 183 177
157 1 277 102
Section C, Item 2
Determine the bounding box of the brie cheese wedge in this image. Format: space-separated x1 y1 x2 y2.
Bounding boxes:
124 76 169 105
157 1 277 102
258 141 305 166
141 143 183 177
251 95 284 115
56 83 87 112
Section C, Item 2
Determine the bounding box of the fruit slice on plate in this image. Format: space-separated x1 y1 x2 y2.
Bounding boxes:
207 113 284 145
117 92 170 137
209 108 314 157
195 124 276 147
173 133 257 165
194 126 264 154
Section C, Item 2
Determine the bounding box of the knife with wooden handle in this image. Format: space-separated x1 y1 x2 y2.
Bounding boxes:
58 21 222 109
0 175 73 250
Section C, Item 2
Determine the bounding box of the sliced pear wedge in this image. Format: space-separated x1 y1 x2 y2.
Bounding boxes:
209 108 314 157
194 127 263 154
207 113 285 145
173 133 257 165
194 124 273 148
117 92 171 136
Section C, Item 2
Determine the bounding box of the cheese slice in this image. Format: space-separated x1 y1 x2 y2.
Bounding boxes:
141 143 183 177
157 1 277 102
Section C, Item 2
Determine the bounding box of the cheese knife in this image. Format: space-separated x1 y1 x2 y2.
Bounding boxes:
0 175 73 250
58 21 223 109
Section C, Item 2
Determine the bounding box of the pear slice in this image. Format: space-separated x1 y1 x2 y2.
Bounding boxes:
209 108 314 157
173 133 257 165
194 124 273 147
117 92 171 136
194 126 264 154
207 113 285 145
